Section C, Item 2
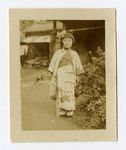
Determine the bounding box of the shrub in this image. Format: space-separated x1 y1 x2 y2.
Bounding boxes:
73 48 106 129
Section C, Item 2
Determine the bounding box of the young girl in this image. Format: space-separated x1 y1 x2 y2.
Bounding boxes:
48 32 84 117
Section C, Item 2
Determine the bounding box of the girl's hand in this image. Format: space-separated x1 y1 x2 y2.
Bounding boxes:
76 76 80 84
76 74 83 84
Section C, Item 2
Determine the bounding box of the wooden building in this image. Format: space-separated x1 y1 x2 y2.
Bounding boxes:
21 20 63 65
21 20 105 66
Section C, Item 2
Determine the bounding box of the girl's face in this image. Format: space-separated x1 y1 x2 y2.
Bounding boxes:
62 38 73 49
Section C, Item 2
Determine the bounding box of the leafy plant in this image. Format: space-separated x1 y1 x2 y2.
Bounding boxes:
73 48 106 129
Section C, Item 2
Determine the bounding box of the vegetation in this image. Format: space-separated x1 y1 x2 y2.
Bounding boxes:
73 47 106 129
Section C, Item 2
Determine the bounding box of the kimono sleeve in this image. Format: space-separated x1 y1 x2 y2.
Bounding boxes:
75 52 84 76
48 51 58 74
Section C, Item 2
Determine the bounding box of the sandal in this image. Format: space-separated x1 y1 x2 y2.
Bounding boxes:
66 110 73 116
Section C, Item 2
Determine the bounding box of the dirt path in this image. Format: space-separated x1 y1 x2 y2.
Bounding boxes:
21 80 81 130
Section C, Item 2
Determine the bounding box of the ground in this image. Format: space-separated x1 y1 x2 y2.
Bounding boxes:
21 67 81 130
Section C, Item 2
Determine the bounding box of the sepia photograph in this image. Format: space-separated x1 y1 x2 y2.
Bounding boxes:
10 9 117 142
20 20 105 130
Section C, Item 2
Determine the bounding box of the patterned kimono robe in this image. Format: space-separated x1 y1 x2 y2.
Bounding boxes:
48 49 84 116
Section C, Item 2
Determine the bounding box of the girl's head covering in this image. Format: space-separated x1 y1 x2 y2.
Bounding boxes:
62 32 75 42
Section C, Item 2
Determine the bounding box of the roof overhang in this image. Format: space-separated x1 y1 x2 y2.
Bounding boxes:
22 35 50 43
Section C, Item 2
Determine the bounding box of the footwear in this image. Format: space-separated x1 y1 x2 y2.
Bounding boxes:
59 109 66 116
66 110 73 116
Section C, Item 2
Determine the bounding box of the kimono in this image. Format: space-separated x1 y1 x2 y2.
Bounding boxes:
48 49 84 116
